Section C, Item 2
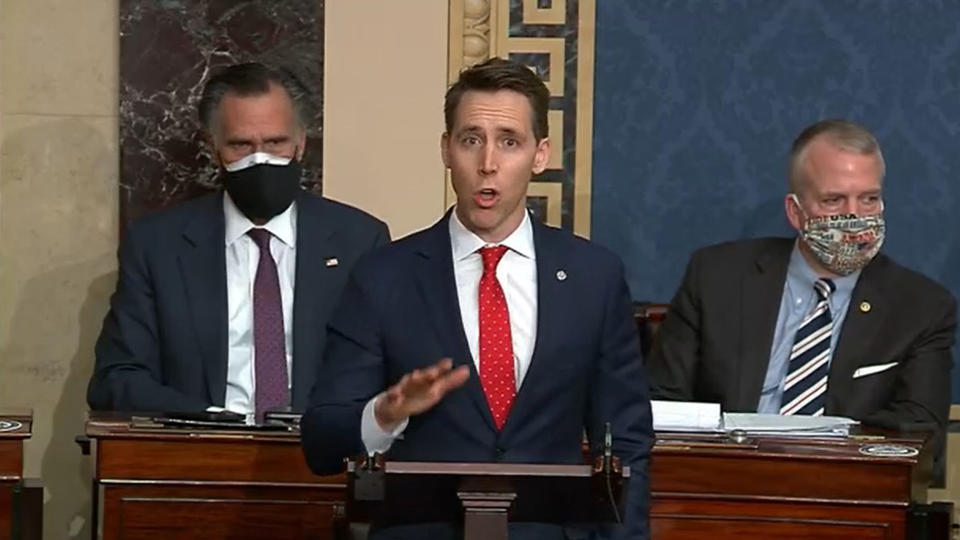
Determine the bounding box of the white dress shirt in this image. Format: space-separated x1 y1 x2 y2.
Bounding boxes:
360 210 538 453
222 193 297 414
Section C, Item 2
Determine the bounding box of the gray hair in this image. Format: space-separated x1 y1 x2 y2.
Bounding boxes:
197 62 313 139
788 119 886 194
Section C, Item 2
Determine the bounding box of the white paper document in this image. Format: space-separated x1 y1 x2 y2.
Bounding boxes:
651 400 723 432
722 413 858 437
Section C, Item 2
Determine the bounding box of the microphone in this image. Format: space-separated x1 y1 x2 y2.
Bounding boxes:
601 421 622 524
353 452 385 501
603 422 613 474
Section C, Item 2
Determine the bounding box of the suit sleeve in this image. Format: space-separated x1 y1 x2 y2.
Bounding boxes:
862 290 957 432
301 265 386 474
86 224 210 412
646 250 703 401
587 259 653 540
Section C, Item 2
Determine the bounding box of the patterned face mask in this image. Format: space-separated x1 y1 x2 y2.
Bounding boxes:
790 194 886 276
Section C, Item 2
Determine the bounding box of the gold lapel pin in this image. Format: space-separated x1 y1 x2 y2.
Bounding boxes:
859 301 871 313
556 270 567 281
325 257 339 267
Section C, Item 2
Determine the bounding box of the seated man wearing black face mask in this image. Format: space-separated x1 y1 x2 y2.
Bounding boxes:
648 119 956 440
88 62 389 416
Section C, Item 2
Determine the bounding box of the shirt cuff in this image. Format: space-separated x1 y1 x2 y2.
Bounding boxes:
361 394 408 455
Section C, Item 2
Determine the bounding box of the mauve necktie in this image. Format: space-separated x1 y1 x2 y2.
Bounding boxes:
478 245 516 430
247 228 289 420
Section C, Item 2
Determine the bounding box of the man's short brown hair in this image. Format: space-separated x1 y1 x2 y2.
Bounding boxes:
444 57 550 141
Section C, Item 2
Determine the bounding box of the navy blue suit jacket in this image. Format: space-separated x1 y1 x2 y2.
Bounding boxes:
301 214 652 540
87 190 389 412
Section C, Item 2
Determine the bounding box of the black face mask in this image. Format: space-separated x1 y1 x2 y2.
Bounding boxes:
222 159 302 222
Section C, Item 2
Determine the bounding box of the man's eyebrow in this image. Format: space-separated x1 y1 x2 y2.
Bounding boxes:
225 137 253 145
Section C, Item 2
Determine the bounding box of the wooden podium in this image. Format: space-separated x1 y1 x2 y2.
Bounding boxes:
85 413 346 540
347 458 629 540
0 410 40 540
651 431 932 539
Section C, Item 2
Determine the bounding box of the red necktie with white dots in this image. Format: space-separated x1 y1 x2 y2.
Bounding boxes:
478 245 516 430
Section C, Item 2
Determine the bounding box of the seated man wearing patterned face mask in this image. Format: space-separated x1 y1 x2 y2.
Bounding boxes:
88 62 390 416
648 119 956 439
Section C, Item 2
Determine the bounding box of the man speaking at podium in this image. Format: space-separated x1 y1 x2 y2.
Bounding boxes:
87 63 389 416
301 58 652 539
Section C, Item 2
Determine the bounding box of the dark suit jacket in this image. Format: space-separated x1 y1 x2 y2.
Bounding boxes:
300 214 653 540
87 190 389 412
648 237 956 434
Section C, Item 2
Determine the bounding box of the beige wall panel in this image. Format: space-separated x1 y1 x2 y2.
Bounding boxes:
323 2 451 239
0 0 117 116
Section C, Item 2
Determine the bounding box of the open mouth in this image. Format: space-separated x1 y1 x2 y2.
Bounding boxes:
473 188 499 209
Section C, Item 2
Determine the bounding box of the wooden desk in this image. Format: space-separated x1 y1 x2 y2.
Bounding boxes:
87 414 932 540
651 432 931 540
0 410 38 540
86 415 346 540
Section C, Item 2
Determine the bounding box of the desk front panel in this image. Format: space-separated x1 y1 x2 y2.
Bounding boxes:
649 437 922 540
101 484 344 540
96 437 321 484
94 433 346 540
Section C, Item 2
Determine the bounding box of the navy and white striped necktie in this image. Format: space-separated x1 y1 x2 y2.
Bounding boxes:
780 278 836 416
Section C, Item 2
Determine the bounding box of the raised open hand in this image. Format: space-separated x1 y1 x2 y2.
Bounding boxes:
374 358 470 430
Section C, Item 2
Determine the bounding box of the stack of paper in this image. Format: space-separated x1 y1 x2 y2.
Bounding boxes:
722 413 858 437
651 402 860 437
651 400 723 432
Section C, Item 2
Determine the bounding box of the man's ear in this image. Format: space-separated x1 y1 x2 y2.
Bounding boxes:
440 132 451 168
206 134 224 168
295 128 307 161
531 137 550 174
785 193 804 232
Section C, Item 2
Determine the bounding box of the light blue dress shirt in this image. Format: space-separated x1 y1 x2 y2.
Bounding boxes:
757 243 861 413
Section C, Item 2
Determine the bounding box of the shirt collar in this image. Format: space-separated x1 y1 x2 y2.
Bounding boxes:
787 240 860 297
223 192 298 248
448 208 536 262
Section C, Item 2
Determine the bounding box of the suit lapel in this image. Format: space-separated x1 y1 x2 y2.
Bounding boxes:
827 255 888 410
736 240 792 410
414 215 496 430
505 220 565 430
291 193 337 407
178 194 228 406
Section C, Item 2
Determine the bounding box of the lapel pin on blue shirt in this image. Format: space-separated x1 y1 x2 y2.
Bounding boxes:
556 270 567 281
325 257 339 267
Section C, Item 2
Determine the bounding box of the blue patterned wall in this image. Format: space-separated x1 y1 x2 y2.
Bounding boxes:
591 1 960 402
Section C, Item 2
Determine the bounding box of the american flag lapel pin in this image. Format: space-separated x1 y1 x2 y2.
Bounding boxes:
325 257 339 267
